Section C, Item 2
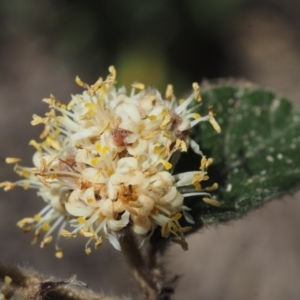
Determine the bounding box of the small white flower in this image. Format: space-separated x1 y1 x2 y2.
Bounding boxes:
1 66 220 255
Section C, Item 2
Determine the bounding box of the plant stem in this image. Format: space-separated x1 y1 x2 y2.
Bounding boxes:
120 229 157 300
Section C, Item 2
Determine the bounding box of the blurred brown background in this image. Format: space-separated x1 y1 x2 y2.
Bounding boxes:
1 1 300 299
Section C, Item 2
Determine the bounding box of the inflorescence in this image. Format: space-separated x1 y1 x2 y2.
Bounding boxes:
0 66 221 257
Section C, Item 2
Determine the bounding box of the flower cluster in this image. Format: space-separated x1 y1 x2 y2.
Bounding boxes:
1 66 220 257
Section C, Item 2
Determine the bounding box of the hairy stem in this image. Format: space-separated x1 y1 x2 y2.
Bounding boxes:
46 286 124 300
120 229 157 300
147 232 168 293
147 230 176 300
0 261 125 300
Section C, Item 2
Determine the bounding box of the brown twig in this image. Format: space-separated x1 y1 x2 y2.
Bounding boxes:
0 262 125 300
46 286 124 300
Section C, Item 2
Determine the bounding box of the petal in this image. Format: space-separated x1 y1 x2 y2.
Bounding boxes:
116 157 139 174
71 126 100 141
189 138 203 155
108 210 130 231
65 202 93 217
127 139 148 156
158 186 178 204
138 195 155 216
132 216 152 235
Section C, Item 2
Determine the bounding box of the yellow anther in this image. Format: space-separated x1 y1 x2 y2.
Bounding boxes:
175 139 181 148
162 222 171 237
22 225 34 233
192 82 201 102
191 113 201 119
208 106 221 133
91 157 101 166
165 140 172 156
42 222 51 232
34 214 41 222
44 136 61 151
171 238 188 251
160 160 172 170
29 140 42 152
85 247 92 255
40 124 51 139
154 145 162 154
45 109 56 118
16 217 35 228
107 66 117 84
31 230 41 245
177 226 193 233
31 114 49 126
142 131 157 140
77 217 86 224
60 229 76 238
87 198 95 204
194 182 201 190
2 276 12 295
206 158 213 168
79 229 93 238
89 77 103 94
42 94 61 107
95 143 110 156
85 103 94 109
160 109 168 116
5 157 21 164
200 156 213 170
75 76 89 89
180 140 187 152
95 236 103 249
206 183 218 191
165 84 174 101
192 173 208 183
40 236 53 248
160 114 172 129
102 145 109 155
162 131 173 139
23 180 30 190
55 249 63 259
172 212 182 221
67 99 75 110
203 197 221 207
131 83 145 90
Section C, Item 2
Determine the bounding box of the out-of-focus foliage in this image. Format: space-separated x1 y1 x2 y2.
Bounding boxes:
0 0 240 91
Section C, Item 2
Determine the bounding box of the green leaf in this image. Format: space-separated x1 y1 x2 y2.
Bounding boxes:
179 82 300 231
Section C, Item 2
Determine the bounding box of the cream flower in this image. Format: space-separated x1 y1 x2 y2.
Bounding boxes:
0 66 220 255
